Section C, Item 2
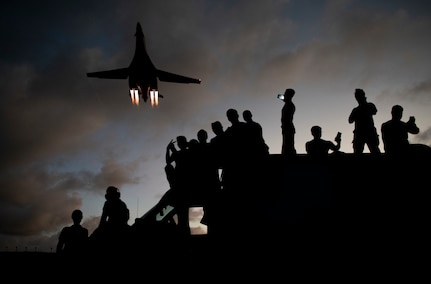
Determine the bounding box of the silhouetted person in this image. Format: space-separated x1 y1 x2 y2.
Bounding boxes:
348 88 381 154
210 120 226 172
90 186 131 254
56 209 89 255
220 109 251 232
207 121 227 237
242 109 270 156
99 186 130 229
194 129 222 234
222 108 265 238
381 105 419 155
280 88 297 156
209 121 226 184
306 126 341 158
165 158 176 190
187 137 201 202
161 139 190 238
166 136 192 237
223 108 249 180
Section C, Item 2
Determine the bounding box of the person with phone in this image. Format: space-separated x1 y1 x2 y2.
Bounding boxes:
280 88 297 156
381 104 420 155
305 125 342 158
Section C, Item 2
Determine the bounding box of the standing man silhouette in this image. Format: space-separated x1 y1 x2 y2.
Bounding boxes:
208 121 226 236
210 120 226 171
348 88 381 154
56 209 89 255
243 109 270 156
166 136 192 238
280 88 297 156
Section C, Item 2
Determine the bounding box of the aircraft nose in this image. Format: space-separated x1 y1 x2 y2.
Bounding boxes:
136 22 143 35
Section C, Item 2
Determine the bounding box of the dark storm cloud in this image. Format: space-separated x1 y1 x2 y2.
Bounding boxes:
0 163 84 235
407 79 431 103
416 127 431 145
0 51 108 169
0 1 125 64
0 156 142 236
0 32 146 238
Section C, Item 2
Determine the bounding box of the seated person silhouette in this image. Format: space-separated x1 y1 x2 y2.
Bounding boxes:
99 186 130 229
56 209 89 255
91 186 130 251
381 104 421 156
305 125 341 158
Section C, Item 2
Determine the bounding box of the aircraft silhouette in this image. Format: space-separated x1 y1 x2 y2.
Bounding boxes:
87 22 201 106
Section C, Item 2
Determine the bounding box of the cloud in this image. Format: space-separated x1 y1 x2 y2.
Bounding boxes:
1 0 431 252
415 126 431 146
405 79 431 103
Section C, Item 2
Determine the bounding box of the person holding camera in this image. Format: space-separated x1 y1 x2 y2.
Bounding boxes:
305 125 341 158
381 104 419 155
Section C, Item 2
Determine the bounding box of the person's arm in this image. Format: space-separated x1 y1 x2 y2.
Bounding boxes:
56 228 66 253
305 141 311 154
165 144 171 164
348 109 355 124
369 103 378 115
99 203 108 227
166 140 176 164
333 133 341 152
407 116 420 135
332 140 341 152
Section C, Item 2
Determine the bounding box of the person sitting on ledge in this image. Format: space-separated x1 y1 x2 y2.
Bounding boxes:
305 125 341 158
381 104 420 156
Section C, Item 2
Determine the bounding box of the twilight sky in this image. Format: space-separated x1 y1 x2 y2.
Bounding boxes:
1 0 430 252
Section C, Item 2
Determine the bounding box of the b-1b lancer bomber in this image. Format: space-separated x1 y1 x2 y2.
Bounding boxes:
87 22 201 106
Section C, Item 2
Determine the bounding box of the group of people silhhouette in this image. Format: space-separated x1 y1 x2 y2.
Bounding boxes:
164 108 270 242
281 87 425 157
56 87 429 257
56 185 131 258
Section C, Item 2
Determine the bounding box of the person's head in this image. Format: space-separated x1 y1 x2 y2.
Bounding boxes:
105 186 120 200
188 138 199 149
197 129 208 143
226 108 239 124
71 209 83 224
354 88 366 103
242 110 252 122
391 105 403 121
283 88 295 101
211 121 224 136
176 135 188 150
310 125 322 139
